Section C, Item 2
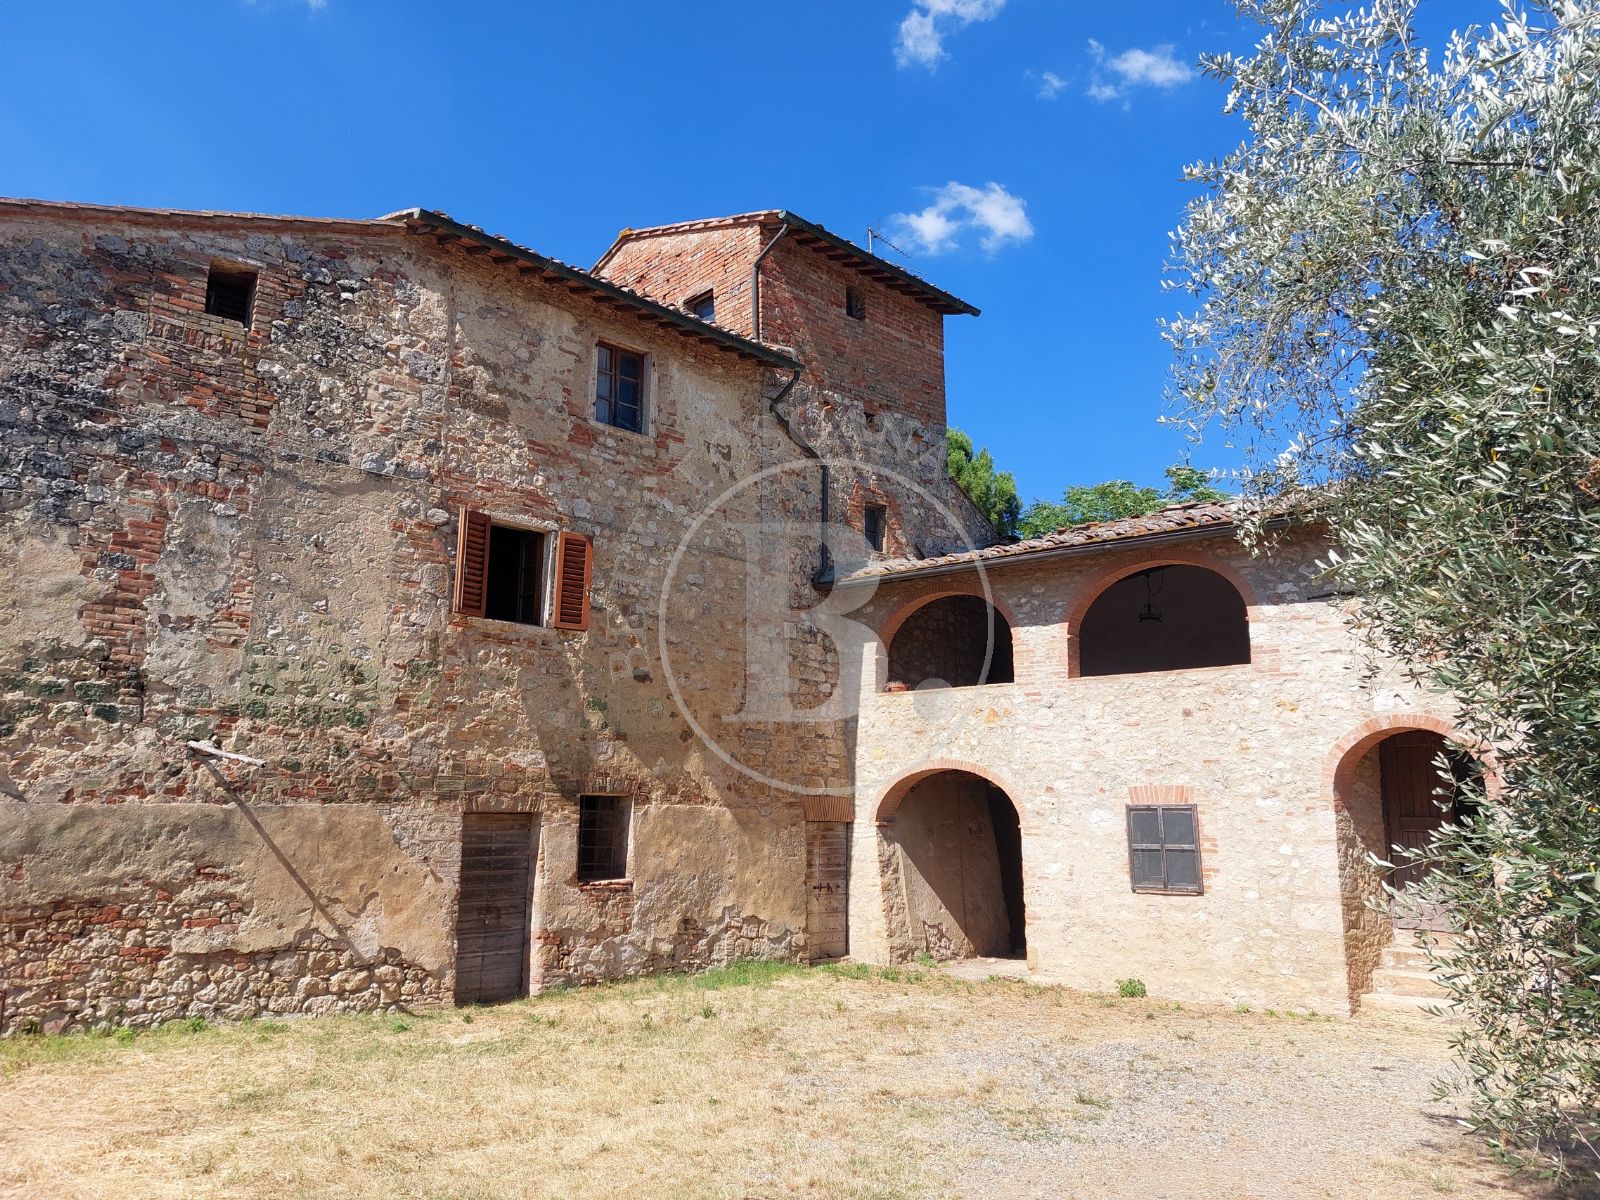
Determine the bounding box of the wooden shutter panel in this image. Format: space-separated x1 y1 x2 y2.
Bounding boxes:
454 509 492 617
551 532 593 631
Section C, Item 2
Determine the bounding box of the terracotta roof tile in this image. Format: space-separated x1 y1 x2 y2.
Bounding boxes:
839 501 1240 583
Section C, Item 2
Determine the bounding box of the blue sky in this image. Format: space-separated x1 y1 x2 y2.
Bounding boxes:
0 1 1477 505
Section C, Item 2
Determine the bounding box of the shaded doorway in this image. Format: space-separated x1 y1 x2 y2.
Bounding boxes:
880 771 1025 961
1380 731 1473 931
1331 723 1481 1003
454 813 536 1004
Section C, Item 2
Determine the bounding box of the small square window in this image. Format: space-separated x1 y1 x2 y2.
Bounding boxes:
1127 804 1203 895
483 524 547 626
595 342 645 433
864 504 887 553
845 287 866 321
204 263 257 327
577 794 631 882
687 290 715 322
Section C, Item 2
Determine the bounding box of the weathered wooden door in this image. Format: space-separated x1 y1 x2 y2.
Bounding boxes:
454 813 536 1004
1381 733 1455 931
805 822 850 961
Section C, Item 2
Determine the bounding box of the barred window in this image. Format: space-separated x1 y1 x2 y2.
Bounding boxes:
204 263 257 327
577 794 631 882
1126 805 1202 895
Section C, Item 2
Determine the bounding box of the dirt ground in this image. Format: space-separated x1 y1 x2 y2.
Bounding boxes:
1 962 1592 1200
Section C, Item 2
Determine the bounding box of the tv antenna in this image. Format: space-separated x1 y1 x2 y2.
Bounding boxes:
865 226 908 261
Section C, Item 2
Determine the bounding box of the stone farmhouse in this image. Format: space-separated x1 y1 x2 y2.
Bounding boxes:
0 197 1471 1034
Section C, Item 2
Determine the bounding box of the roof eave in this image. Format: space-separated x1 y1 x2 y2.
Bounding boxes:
772 211 980 317
833 515 1303 589
399 209 801 370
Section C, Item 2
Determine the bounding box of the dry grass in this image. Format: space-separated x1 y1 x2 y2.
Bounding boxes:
0 962 1589 1200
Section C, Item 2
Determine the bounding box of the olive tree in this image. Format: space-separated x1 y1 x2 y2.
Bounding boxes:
1166 0 1600 1174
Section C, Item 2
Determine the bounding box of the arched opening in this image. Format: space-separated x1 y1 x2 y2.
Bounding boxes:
1076 564 1250 677
1331 722 1482 1000
885 595 1014 690
878 770 1025 961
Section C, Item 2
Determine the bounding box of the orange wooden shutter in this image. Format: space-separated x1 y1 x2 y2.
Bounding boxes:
551 532 593 631
454 509 492 617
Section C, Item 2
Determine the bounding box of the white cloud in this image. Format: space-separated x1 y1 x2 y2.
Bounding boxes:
1036 70 1067 99
890 182 1034 256
894 0 1006 71
1086 40 1193 102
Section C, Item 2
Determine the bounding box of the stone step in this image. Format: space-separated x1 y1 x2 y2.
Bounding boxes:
1372 966 1448 997
1359 989 1452 1015
1379 943 1436 972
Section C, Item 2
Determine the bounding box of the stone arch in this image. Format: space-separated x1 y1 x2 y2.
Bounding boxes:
1065 553 1258 678
1324 713 1493 1007
874 764 1027 963
872 758 1024 826
877 584 1020 649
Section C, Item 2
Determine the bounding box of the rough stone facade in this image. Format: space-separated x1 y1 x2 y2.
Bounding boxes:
0 199 971 1033
1 196 1462 1031
845 528 1464 1016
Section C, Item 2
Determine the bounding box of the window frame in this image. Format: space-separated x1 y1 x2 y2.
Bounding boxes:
863 504 887 554
844 286 866 321
576 793 632 883
1126 804 1203 896
594 341 648 434
686 290 715 322
204 262 258 328
454 509 579 631
482 522 552 627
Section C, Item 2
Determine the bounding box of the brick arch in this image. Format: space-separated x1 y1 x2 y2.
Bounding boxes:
877 583 1019 647
1062 551 1260 678
875 584 1018 693
1323 712 1499 805
871 758 1024 826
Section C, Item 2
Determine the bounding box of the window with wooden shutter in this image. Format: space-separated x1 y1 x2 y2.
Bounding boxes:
454 509 492 618
551 532 593 631
1126 804 1203 895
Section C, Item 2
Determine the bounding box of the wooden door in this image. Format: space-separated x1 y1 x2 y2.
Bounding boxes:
805 822 850 962
1381 733 1454 930
454 813 535 1004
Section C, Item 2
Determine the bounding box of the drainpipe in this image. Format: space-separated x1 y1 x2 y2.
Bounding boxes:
754 220 830 586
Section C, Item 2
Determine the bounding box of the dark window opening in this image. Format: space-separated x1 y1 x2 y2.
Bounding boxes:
1078 564 1250 677
864 504 887 553
596 343 645 432
204 264 257 327
845 287 866 321
886 595 1015 690
687 290 715 321
577 794 631 882
484 524 547 626
1127 805 1203 895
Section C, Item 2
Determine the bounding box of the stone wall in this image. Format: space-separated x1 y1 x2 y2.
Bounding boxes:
0 203 849 1032
846 529 1459 1015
